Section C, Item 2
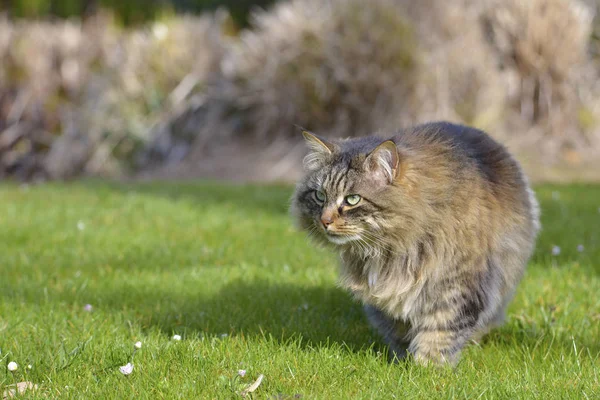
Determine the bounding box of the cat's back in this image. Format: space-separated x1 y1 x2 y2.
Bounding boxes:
398 121 528 194
396 121 539 235
400 121 517 183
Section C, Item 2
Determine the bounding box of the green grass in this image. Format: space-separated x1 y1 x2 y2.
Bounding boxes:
0 181 599 399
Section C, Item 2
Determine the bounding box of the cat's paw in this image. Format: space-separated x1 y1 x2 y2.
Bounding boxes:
412 350 460 368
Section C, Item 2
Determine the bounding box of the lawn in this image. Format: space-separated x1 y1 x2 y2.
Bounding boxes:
0 181 599 399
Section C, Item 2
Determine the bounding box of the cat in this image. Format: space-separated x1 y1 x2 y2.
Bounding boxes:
290 121 540 366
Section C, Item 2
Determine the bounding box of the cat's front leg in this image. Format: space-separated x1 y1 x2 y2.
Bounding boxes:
364 304 411 362
408 287 485 366
408 327 475 366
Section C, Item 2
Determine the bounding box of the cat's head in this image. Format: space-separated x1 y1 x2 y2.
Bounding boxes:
291 131 403 249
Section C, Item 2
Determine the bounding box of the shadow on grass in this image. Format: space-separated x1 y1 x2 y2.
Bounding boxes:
74 274 600 359
87 278 387 354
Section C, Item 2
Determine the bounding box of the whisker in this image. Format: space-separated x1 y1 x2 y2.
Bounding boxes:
360 232 387 248
359 230 404 257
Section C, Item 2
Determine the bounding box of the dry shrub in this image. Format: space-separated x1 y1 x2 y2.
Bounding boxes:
482 0 599 164
162 0 600 180
396 0 507 130
0 12 226 180
188 0 418 142
395 0 599 165
3 0 600 181
225 0 419 139
144 0 424 179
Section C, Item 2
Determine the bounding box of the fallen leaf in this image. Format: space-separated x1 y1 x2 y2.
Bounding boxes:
241 374 264 397
3 382 38 399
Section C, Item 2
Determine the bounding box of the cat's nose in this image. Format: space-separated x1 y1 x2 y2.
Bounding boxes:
321 215 334 228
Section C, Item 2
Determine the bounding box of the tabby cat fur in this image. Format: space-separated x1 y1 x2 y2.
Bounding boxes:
290 121 540 366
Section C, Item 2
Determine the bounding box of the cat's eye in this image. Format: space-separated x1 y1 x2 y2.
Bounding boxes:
314 189 326 203
345 194 361 206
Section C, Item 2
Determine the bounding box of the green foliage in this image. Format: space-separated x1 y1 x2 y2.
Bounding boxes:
9 0 51 17
2 0 279 26
0 181 598 398
171 0 279 27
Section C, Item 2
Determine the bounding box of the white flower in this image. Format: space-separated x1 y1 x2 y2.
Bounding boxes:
134 341 142 349
238 369 247 377
551 246 561 256
27 364 32 370
119 363 134 375
84 304 93 312
172 334 182 341
577 244 584 252
7 361 18 372
77 221 85 231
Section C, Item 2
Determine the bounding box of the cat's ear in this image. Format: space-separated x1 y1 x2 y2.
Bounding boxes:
302 131 335 154
364 140 400 184
302 131 336 170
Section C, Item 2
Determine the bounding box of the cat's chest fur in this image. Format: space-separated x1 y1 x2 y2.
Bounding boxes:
338 250 427 321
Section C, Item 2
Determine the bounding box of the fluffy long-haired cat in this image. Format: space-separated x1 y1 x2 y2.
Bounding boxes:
291 121 540 366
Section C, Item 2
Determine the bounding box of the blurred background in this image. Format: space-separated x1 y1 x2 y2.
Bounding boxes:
1 0 600 183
